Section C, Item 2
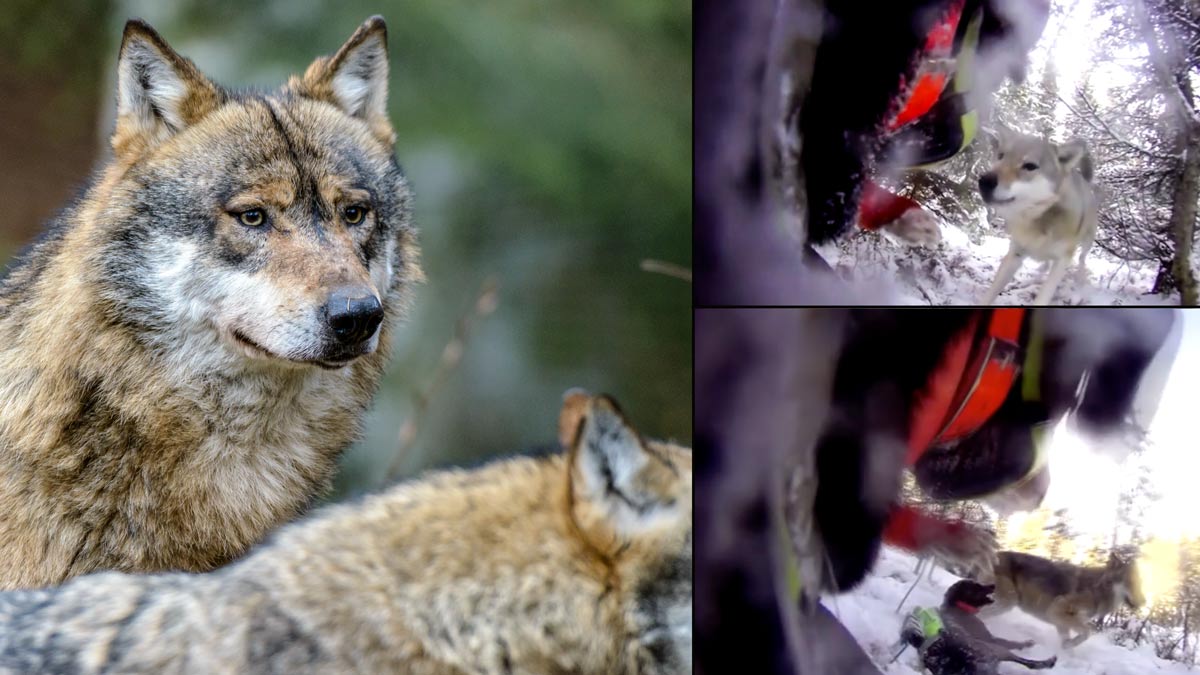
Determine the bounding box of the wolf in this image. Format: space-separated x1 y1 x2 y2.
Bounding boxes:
980 551 1145 647
0 16 420 589
0 391 692 675
978 132 1098 305
899 580 1057 675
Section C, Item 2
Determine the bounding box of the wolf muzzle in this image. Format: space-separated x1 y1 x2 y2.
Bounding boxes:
324 286 384 346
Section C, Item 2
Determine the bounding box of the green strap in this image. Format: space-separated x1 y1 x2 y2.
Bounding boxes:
1022 310 1051 476
952 10 983 151
908 8 984 169
777 494 803 602
914 606 943 639
953 9 984 94
1022 309 1044 403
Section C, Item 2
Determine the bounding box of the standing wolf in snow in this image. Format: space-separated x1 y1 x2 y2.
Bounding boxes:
978 131 1098 305
980 551 1145 647
0 16 420 589
0 391 693 675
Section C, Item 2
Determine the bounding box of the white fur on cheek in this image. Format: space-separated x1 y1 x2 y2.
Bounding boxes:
995 174 1058 222
144 238 324 364
370 238 395 293
1009 174 1056 202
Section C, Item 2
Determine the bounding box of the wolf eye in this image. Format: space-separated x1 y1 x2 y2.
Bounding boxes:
1021 162 1039 171
236 209 266 227
342 205 368 225
997 152 1005 160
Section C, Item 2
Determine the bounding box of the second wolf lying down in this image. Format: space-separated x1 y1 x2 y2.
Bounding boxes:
0 392 692 675
981 550 1145 647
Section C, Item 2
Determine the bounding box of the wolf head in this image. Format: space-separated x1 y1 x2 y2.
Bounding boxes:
560 390 692 674
977 132 1091 225
1106 554 1146 610
90 17 418 370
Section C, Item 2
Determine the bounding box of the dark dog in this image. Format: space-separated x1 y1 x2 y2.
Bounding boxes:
902 579 1057 674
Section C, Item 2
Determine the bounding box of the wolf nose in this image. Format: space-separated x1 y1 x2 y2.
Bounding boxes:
978 173 998 199
324 288 383 345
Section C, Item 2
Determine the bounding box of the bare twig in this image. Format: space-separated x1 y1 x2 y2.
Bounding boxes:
1134 0 1200 128
640 258 692 283
386 278 500 481
1057 91 1178 162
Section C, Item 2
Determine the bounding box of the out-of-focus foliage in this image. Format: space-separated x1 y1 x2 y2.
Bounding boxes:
0 0 692 499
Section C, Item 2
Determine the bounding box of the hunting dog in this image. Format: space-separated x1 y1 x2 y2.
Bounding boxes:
0 392 692 675
899 579 1057 674
0 17 421 589
978 132 1098 305
980 551 1145 647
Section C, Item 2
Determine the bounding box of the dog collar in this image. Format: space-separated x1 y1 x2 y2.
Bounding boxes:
954 600 980 614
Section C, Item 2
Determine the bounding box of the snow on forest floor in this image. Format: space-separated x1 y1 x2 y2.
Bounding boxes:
825 547 1196 674
814 218 1176 306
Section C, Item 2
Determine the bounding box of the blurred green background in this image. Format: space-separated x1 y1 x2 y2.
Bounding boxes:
0 0 691 500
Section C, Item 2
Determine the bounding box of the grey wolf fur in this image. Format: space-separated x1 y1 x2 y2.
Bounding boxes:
981 551 1145 647
978 132 1098 305
0 391 692 675
902 579 1057 675
0 17 420 589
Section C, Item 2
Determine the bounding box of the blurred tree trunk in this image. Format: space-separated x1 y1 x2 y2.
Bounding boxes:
0 0 113 247
1135 0 1200 305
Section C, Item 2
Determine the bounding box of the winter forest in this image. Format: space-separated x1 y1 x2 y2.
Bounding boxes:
817 0 1200 306
893 445 1200 667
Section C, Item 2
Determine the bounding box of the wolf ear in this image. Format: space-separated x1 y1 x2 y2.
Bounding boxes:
296 16 392 139
1056 139 1092 178
567 393 678 537
114 20 221 158
983 123 1014 156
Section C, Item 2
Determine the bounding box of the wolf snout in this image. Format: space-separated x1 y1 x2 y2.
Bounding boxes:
978 173 998 201
324 287 384 345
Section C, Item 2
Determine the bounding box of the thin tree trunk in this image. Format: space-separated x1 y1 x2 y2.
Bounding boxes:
1167 127 1200 305
1135 0 1200 304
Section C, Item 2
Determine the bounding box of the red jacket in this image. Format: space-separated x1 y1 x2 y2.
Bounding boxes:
885 309 1023 552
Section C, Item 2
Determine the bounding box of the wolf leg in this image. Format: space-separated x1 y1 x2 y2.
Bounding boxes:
982 249 1024 304
1033 258 1070 305
1073 209 1098 281
1047 599 1091 647
1063 628 1090 648
1076 222 1095 270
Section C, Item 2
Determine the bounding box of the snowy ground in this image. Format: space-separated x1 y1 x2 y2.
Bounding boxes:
814 217 1175 306
824 547 1196 674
